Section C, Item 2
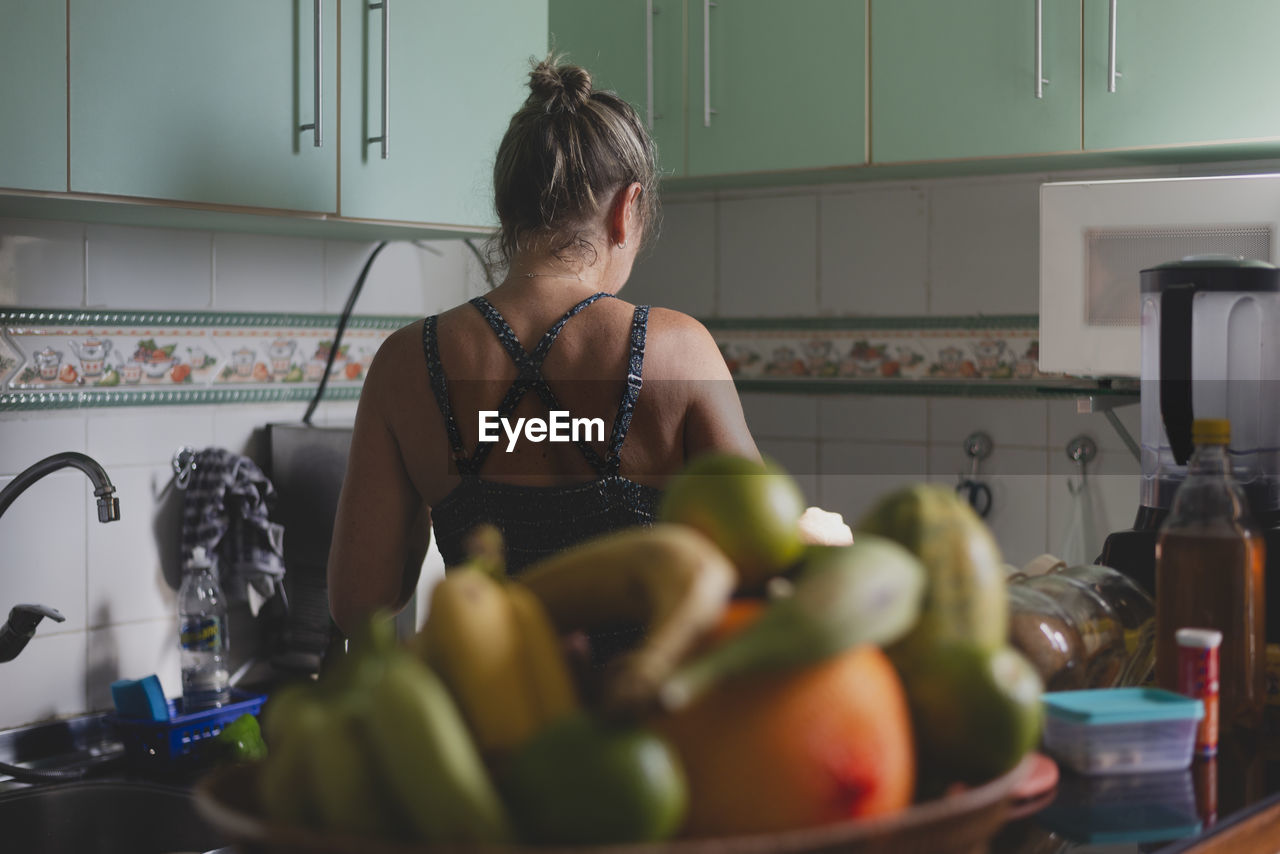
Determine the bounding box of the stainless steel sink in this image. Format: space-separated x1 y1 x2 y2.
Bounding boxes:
0 779 230 854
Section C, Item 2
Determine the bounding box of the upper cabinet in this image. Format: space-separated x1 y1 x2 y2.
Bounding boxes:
0 1 67 193
6 1 546 232
688 0 866 176
871 0 1081 162
1082 0 1280 150
10 1 1280 221
549 0 866 180
69 0 339 213
872 0 1280 166
339 0 545 227
549 0 685 178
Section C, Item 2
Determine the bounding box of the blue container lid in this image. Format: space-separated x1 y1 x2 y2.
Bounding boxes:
1043 688 1205 725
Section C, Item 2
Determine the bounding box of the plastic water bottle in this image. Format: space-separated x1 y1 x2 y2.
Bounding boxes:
178 546 230 711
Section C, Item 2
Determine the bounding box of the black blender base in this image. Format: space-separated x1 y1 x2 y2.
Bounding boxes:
1099 527 1280 645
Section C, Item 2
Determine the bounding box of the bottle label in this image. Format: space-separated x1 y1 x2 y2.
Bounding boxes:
1178 640 1219 756
180 616 222 652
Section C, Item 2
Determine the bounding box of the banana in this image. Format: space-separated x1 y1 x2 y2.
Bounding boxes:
359 648 512 844
658 536 928 711
416 563 577 756
505 581 579 728
515 523 737 716
257 684 326 828
308 700 404 838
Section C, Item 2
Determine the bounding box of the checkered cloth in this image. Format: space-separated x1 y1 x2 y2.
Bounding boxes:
180 447 286 611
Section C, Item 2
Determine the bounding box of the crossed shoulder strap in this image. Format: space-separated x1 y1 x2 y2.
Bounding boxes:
420 294 650 477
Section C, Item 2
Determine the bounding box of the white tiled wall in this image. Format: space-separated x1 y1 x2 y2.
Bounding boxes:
620 165 1253 569
0 219 489 729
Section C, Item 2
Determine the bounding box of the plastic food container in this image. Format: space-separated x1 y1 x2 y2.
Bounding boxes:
1041 688 1204 775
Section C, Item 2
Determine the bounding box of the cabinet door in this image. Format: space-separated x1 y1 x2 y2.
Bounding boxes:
0 1 66 192
688 0 865 176
1083 0 1280 150
339 0 547 228
872 0 1081 163
69 0 338 212
549 0 685 177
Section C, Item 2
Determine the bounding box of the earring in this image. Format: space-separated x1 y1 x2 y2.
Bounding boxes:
616 240 627 249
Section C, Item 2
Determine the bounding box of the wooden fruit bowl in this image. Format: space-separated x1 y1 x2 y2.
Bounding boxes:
193 757 1032 854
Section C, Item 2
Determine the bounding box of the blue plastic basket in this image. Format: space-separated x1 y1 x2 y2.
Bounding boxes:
109 689 266 764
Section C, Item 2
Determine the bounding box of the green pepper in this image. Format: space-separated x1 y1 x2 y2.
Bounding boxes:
214 712 268 763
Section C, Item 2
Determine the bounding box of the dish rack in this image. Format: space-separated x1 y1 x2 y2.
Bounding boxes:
109 690 266 766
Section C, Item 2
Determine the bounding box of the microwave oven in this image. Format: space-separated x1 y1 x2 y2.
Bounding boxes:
1039 173 1280 377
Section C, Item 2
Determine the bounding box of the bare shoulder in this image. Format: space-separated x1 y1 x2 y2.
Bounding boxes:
362 319 427 398
643 307 730 381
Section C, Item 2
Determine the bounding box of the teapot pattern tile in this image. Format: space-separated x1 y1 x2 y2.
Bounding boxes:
0 309 1072 410
0 310 399 407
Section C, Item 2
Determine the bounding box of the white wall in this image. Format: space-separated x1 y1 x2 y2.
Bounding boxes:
0 221 488 729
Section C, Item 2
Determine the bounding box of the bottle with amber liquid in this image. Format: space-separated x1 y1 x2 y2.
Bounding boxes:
1155 418 1266 732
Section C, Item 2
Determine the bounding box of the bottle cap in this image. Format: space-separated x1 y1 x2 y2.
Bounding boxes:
1175 627 1223 649
1191 418 1231 446
186 546 213 570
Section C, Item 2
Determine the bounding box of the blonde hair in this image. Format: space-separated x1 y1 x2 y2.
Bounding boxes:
488 56 660 272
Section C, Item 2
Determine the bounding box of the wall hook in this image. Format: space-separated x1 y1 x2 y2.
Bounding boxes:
1066 435 1097 492
158 446 198 498
957 431 994 518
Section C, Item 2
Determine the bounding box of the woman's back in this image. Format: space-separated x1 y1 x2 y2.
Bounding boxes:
373 285 728 506
326 57 757 632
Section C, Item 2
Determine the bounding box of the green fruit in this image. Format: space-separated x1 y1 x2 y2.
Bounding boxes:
897 642 1043 785
502 713 688 845
659 453 805 590
660 537 926 710
858 484 1008 653
214 712 267 764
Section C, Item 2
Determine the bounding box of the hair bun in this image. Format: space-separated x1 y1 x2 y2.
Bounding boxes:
529 57 592 114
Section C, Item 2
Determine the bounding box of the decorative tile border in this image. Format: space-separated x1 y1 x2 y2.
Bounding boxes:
0 309 414 410
0 309 1106 411
708 315 1059 384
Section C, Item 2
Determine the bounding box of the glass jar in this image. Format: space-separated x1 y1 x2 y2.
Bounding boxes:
1008 563 1155 691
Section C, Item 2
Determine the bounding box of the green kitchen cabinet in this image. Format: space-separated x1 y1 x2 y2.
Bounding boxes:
688 0 865 176
549 0 685 177
0 1 67 193
871 0 1082 163
340 0 548 227
69 0 339 213
1082 0 1280 150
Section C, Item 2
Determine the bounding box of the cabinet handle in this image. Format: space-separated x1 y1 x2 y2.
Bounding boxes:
368 0 390 159
1108 0 1119 92
1034 0 1047 98
645 0 655 130
703 0 716 127
298 0 323 147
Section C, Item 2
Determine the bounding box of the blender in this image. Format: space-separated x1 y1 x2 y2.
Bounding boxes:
1099 256 1280 642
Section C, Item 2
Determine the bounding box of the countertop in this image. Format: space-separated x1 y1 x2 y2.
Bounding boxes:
991 729 1280 854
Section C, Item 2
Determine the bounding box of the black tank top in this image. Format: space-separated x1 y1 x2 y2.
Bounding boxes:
421 292 661 574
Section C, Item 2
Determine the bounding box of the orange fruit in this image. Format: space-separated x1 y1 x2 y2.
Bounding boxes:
652 644 914 837
694 598 766 654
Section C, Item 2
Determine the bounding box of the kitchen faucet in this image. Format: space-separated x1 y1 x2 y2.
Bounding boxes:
0 452 120 663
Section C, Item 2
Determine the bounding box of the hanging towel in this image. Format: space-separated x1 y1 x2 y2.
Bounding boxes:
1060 476 1100 567
180 447 287 613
